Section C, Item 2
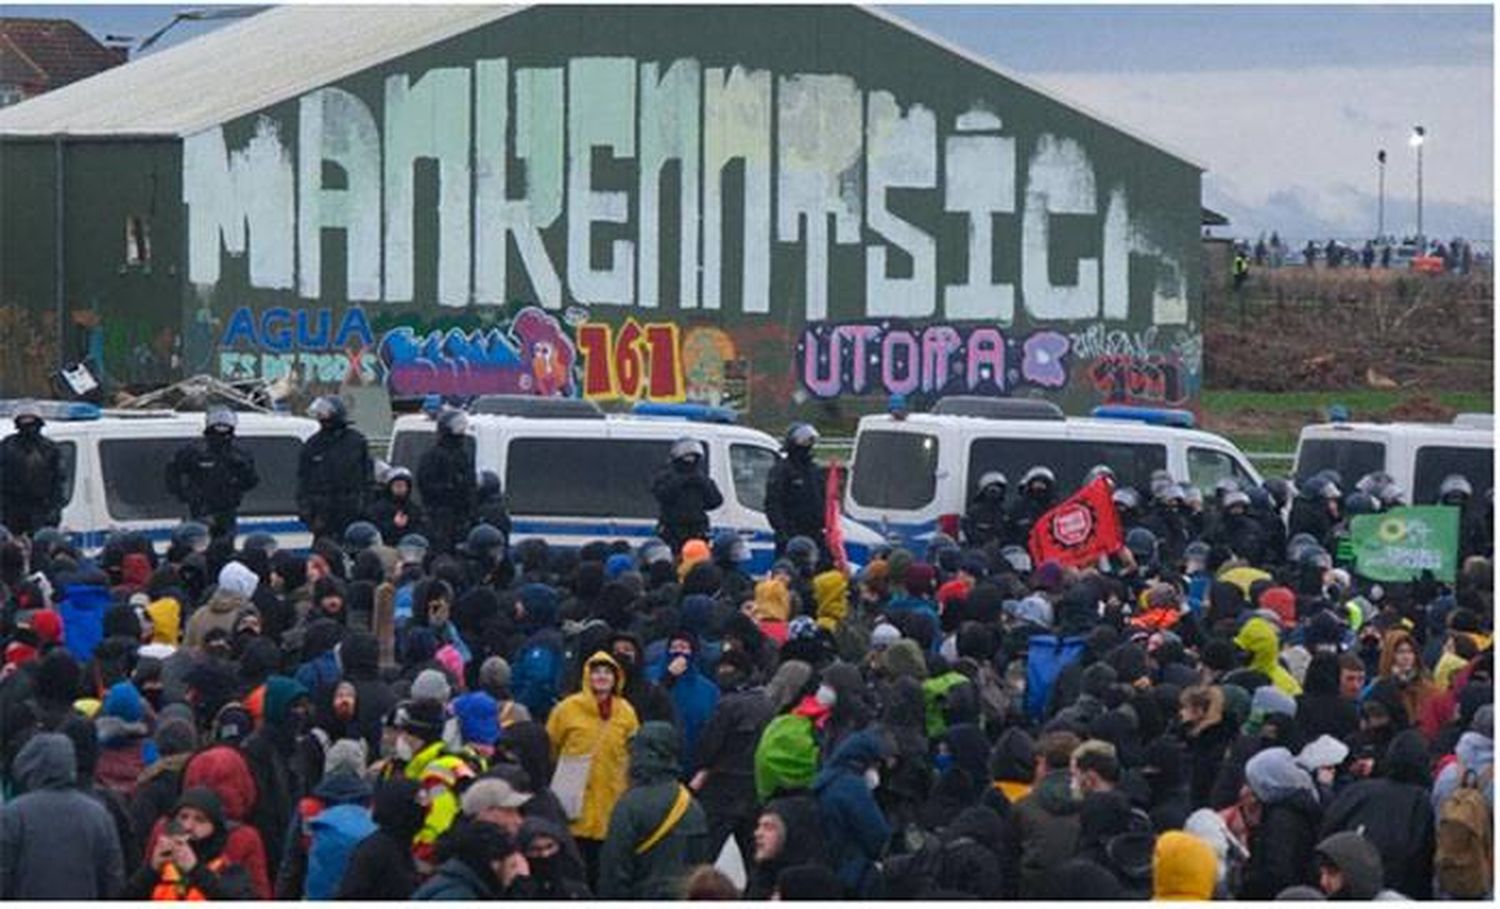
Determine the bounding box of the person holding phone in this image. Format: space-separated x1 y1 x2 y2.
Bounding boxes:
120 788 256 900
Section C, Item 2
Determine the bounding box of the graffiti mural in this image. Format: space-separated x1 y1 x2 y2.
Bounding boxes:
160 7 1206 420
797 322 1073 399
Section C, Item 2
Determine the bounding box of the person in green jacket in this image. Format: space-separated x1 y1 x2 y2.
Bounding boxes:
598 722 711 899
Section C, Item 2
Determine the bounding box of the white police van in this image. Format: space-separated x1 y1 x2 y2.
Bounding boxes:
845 398 1262 547
0 401 317 552
387 397 883 572
1295 415 1493 503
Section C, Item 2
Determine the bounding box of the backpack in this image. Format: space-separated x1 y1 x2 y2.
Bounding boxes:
754 713 820 802
1024 634 1086 722
1435 764 1493 898
304 803 377 900
510 640 562 717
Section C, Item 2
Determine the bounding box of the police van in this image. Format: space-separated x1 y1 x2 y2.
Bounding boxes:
1294 416 1494 504
387 397 884 572
844 398 1263 547
0 401 317 552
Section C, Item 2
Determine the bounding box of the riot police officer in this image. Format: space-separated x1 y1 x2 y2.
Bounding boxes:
417 408 477 554
296 395 373 540
651 437 723 552
765 422 826 558
1436 474 1488 561
1005 465 1057 545
962 471 1009 548
0 402 66 536
164 407 259 541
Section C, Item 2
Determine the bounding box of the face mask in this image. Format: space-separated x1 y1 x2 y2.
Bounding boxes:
864 767 881 790
394 734 415 762
815 684 838 708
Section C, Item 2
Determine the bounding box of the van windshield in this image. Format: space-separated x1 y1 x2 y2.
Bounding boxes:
506 438 703 519
966 438 1166 497
1295 438 1385 485
100 436 303 521
850 431 940 510
1414 445 1493 504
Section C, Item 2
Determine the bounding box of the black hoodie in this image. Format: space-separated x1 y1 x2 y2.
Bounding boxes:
1318 729 1435 899
1297 651 1358 741
336 778 423 900
746 794 828 899
120 787 256 900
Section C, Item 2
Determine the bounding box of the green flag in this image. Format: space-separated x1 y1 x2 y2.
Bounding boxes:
1350 506 1461 583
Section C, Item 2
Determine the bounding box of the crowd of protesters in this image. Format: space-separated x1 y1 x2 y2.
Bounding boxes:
0 397 1493 901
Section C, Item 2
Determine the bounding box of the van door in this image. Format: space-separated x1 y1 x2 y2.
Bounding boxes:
1412 444 1494 504
727 441 780 572
847 427 943 544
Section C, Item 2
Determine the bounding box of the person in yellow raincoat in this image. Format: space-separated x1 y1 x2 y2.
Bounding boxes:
1234 616 1302 696
546 650 639 886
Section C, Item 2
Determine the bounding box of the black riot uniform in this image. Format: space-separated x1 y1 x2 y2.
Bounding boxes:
164 408 259 540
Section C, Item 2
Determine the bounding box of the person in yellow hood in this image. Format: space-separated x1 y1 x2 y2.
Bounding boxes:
545 651 639 878
1152 830 1218 900
146 597 182 645
1234 617 1301 696
811 570 849 632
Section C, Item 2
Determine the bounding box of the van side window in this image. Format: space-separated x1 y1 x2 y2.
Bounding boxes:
56 441 77 505
730 444 778 513
966 439 1166 497
1414 445 1493 504
1295 439 1384 484
1188 447 1253 490
850 431 939 510
99 436 302 521
506 438 695 519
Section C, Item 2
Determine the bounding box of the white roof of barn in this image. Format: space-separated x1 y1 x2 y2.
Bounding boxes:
0 5 519 137
0 4 1202 168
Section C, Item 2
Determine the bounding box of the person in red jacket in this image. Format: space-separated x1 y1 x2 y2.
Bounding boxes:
121 787 257 900
142 744 272 898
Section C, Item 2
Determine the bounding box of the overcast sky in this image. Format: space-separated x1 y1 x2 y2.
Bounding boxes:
10 3 1493 244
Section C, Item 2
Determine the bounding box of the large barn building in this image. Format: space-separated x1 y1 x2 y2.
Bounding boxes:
0 5 1205 422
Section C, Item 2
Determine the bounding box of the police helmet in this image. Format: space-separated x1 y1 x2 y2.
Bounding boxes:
307 395 347 423
785 423 819 450
1374 482 1406 508
1184 540 1212 563
1020 466 1056 488
343 521 382 551
171 521 211 551
1085 464 1116 484
1343 491 1378 516
1213 477 1241 499
1159 483 1186 505
977 471 1008 494
386 466 414 487
465 523 506 555
397 533 430 562
1222 490 1251 510
999 544 1033 575
1112 487 1142 512
1355 471 1396 496
477 470 502 497
1245 486 1272 511
436 408 470 437
1262 477 1295 509
712 529 751 565
1125 526 1159 562
1182 485 1204 509
786 535 819 567
205 407 238 433
1439 474 1473 502
670 437 706 463
242 532 277 557
638 537 673 567
12 400 42 429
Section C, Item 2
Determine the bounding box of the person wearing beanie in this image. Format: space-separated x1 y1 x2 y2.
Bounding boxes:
691 644 774 871
185 561 260 650
381 697 482 874
477 655 533 728
337 778 424 899
983 726 1037 816
411 818 531 900
1152 830 1218 900
453 691 502 754
411 666 452 704
1258 586 1298 629
0 733 124 899
240 675 315 881
1240 747 1321 899
1314 830 1386 900
130 715 200 845
94 680 153 797
1318 728 1435 899
120 787 257 899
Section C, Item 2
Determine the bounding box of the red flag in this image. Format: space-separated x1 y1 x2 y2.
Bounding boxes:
1028 476 1124 570
825 459 848 573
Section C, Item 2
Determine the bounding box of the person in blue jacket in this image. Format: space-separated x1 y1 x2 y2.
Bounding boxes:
647 629 720 768
812 728 892 897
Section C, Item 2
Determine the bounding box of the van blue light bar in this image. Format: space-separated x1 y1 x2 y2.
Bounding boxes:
1090 405 1196 429
631 402 739 424
0 400 101 421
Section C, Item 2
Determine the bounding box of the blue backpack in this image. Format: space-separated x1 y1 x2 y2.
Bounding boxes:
510 639 563 717
305 803 376 900
1025 634 1087 723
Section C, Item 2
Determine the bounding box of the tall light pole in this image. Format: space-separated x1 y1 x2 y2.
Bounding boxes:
1376 149 1386 241
1410 126 1426 250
